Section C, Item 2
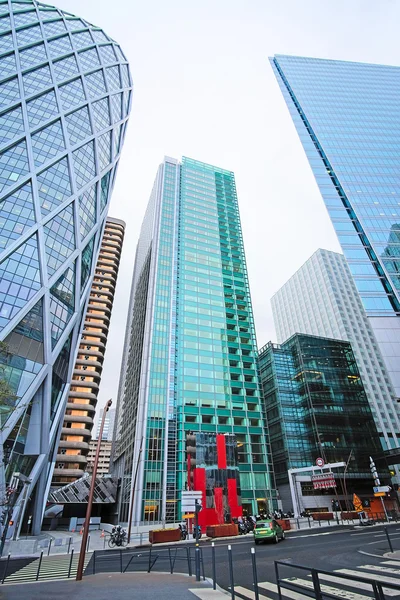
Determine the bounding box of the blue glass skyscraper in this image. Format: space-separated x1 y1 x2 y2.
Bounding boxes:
0 0 132 534
270 55 400 397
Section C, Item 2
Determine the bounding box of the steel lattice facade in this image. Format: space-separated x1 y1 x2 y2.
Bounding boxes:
0 0 132 534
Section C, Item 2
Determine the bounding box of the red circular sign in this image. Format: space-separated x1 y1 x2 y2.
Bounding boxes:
316 457 325 467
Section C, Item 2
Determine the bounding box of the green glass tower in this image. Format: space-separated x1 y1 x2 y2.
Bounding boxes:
258 334 385 511
113 156 276 525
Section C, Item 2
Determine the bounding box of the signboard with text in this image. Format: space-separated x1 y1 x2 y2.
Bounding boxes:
312 472 336 490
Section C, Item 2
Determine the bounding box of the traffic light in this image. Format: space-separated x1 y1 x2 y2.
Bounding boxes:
8 520 13 526
331 499 340 511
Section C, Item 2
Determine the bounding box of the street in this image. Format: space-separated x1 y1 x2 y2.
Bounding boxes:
192 523 400 597
197 525 400 593
2 524 400 599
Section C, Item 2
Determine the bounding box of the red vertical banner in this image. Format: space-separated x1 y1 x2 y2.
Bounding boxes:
187 453 191 490
193 467 206 510
214 488 224 524
216 434 227 469
228 478 242 518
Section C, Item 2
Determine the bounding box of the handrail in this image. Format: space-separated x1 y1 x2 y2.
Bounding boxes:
274 559 400 600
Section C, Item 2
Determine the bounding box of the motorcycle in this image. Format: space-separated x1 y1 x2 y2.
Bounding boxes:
179 523 188 540
108 525 127 548
238 521 247 535
192 525 202 539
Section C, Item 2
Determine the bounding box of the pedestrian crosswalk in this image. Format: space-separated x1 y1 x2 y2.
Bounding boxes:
2 552 92 585
189 561 400 600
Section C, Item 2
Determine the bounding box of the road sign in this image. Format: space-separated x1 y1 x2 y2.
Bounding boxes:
315 457 325 468
374 492 386 497
312 472 336 490
181 491 202 513
373 486 391 493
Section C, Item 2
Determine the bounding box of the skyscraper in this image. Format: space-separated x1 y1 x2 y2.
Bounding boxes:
113 156 276 525
0 0 132 533
52 219 124 487
95 408 116 441
271 248 400 456
270 55 400 396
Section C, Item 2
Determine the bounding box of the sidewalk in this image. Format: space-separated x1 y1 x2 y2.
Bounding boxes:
2 517 374 558
0 571 225 600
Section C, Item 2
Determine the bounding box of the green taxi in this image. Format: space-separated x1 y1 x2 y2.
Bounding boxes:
254 519 285 544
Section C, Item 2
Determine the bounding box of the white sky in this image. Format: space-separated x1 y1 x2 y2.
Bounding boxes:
51 0 400 417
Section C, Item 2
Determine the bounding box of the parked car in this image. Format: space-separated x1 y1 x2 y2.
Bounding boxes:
254 519 285 544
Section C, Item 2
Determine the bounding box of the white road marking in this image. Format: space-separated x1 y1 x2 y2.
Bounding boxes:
283 576 369 600
234 585 272 599
319 573 400 596
337 569 400 595
358 564 400 576
188 589 227 599
384 562 400 567
259 580 310 600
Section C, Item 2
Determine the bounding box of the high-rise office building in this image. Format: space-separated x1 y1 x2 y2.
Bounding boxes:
270 55 400 396
258 334 385 512
94 408 116 441
113 156 276 525
52 220 124 487
0 0 132 533
87 438 112 476
271 248 400 456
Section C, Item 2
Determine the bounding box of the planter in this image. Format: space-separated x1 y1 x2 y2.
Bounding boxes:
276 519 291 531
341 511 359 520
149 528 181 544
206 524 238 538
311 512 333 521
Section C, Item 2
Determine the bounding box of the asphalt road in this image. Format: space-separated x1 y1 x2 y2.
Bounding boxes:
200 523 400 591
87 522 400 594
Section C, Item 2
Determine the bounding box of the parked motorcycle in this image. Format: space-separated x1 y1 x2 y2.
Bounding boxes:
179 523 188 540
192 525 202 539
108 525 127 548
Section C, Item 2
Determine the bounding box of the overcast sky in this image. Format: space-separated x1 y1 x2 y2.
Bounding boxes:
52 0 400 418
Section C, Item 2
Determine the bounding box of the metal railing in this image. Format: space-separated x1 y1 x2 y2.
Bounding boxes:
275 560 400 600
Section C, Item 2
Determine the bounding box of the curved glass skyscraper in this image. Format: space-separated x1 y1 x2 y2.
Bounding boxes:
0 0 132 534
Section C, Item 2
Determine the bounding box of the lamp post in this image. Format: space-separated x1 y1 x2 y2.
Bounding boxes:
76 399 112 581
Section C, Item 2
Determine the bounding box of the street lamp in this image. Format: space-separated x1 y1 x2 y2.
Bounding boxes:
76 399 112 581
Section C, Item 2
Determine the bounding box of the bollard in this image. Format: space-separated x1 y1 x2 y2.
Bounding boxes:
228 545 234 600
251 547 259 600
308 516 311 528
211 542 216 590
385 527 394 553
68 536 72 555
86 535 90 552
140 532 143 546
93 550 96 575
36 551 43 581
47 538 52 556
68 549 74 578
120 548 123 573
2 553 10 584
103 534 106 549
186 546 192 577
318 519 321 527
296 518 300 530
195 546 201 582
